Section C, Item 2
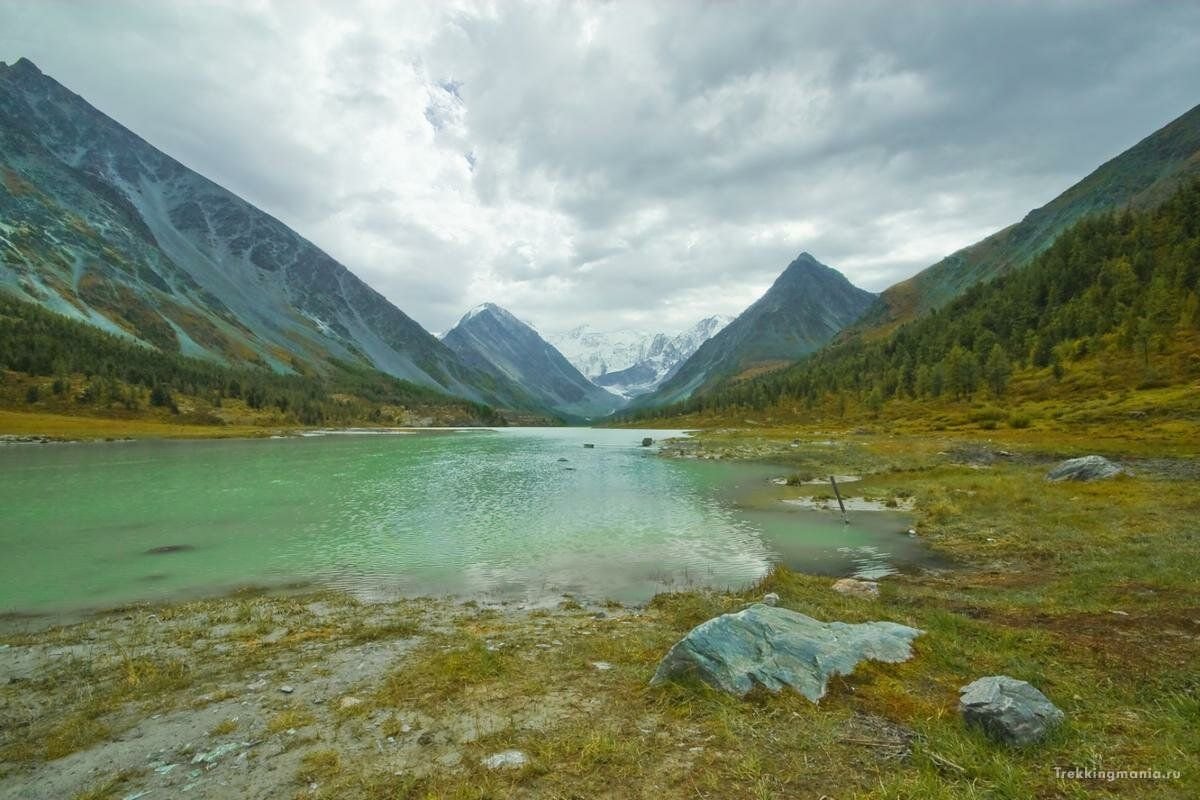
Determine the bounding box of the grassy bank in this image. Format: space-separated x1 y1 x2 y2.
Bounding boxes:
1 429 1196 799
0 409 291 440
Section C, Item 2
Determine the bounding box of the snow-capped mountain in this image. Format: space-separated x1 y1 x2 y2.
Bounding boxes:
547 315 733 398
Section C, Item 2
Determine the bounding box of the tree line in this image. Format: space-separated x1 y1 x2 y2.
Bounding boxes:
0 293 507 426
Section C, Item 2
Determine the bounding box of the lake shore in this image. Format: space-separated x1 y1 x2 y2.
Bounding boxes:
1 427 1197 798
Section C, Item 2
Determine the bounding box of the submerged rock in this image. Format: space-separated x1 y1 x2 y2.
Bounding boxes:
641 437 654 447
145 544 195 555
1046 455 1126 482
959 675 1064 745
832 578 880 599
650 604 921 701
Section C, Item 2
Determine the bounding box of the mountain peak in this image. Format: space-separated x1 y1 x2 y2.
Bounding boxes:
1 58 46 83
460 302 524 328
782 251 826 273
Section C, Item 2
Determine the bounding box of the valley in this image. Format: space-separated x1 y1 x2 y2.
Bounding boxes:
1 17 1199 800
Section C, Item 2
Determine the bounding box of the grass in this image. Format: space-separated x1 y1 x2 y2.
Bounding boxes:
265 706 315 735
209 717 239 736
0 408 282 440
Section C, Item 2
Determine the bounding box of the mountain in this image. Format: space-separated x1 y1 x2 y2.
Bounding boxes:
630 177 1200 425
642 253 875 405
548 316 734 398
863 101 1200 333
441 303 624 419
0 58 533 410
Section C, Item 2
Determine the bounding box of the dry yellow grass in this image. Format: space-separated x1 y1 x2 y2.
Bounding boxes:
0 409 281 440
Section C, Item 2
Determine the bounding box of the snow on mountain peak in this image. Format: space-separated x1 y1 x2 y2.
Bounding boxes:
545 315 733 398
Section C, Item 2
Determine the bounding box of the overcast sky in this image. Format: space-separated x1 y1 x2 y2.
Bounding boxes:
3 1 1199 334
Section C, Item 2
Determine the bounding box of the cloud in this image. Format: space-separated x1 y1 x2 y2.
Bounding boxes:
3 0 1199 334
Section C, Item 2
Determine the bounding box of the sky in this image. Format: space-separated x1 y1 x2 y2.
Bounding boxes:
3 1 1200 335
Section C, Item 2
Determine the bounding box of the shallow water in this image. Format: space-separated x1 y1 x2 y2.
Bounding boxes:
0 428 937 614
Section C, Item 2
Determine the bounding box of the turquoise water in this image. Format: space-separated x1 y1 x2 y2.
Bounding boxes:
0 428 932 614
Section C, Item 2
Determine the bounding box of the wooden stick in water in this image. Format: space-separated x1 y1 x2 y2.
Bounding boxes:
829 475 847 523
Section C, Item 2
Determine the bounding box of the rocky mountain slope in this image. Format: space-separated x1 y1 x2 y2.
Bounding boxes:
0 58 533 410
442 304 624 419
547 315 733 398
642 253 874 405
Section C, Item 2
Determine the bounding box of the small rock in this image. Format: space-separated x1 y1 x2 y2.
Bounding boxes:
338 696 362 710
959 675 1065 745
279 685 294 694
761 592 780 606
583 443 595 448
591 661 613 671
481 749 529 770
191 741 244 765
417 730 435 745
592 611 607 619
557 457 568 462
641 437 654 447
260 628 288 645
1046 455 1126 482
246 679 267 691
832 578 880 599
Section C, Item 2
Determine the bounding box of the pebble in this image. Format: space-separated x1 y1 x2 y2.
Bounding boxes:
591 661 613 671
481 749 529 770
279 685 294 694
338 696 363 710
762 592 780 606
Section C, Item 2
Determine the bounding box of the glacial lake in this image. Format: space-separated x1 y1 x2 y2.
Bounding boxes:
0 427 936 615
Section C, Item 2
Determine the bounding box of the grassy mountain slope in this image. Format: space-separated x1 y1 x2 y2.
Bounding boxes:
862 101 1200 335
0 292 516 432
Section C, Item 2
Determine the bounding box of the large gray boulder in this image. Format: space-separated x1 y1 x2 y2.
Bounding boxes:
649 604 922 701
959 675 1064 745
1046 455 1125 482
